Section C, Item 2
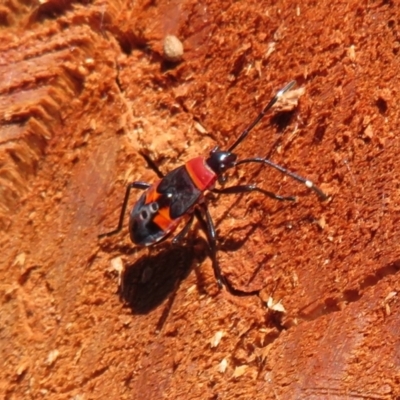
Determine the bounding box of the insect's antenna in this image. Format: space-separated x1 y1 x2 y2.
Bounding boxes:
227 80 297 153
235 157 328 200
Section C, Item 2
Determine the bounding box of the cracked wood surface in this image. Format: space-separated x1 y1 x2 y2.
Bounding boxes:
0 0 399 399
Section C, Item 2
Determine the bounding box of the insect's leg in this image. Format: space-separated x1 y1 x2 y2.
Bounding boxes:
212 185 295 201
172 213 195 244
194 206 224 288
99 181 150 238
235 157 328 200
195 205 260 297
139 151 165 179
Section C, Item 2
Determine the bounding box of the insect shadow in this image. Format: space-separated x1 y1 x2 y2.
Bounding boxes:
120 240 207 315
270 109 296 132
116 217 267 328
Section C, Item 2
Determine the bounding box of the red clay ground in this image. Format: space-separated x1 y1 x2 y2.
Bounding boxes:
1 0 400 399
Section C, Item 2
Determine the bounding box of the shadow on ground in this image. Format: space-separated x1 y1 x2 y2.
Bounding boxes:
120 243 202 315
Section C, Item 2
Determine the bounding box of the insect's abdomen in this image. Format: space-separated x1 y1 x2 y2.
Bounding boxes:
129 182 184 246
185 156 217 191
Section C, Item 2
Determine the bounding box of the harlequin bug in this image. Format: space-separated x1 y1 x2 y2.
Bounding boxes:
99 81 327 296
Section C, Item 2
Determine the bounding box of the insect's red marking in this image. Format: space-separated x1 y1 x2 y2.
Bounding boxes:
185 157 217 191
143 179 184 233
145 181 161 203
143 181 174 231
153 208 181 232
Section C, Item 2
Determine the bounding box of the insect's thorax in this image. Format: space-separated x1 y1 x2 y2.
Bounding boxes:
184 156 218 191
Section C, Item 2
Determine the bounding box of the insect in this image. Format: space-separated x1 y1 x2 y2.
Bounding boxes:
99 80 328 296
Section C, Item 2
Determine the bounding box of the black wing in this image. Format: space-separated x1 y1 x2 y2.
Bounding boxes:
157 166 202 219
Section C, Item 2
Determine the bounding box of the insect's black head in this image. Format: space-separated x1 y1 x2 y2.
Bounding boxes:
206 147 237 179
